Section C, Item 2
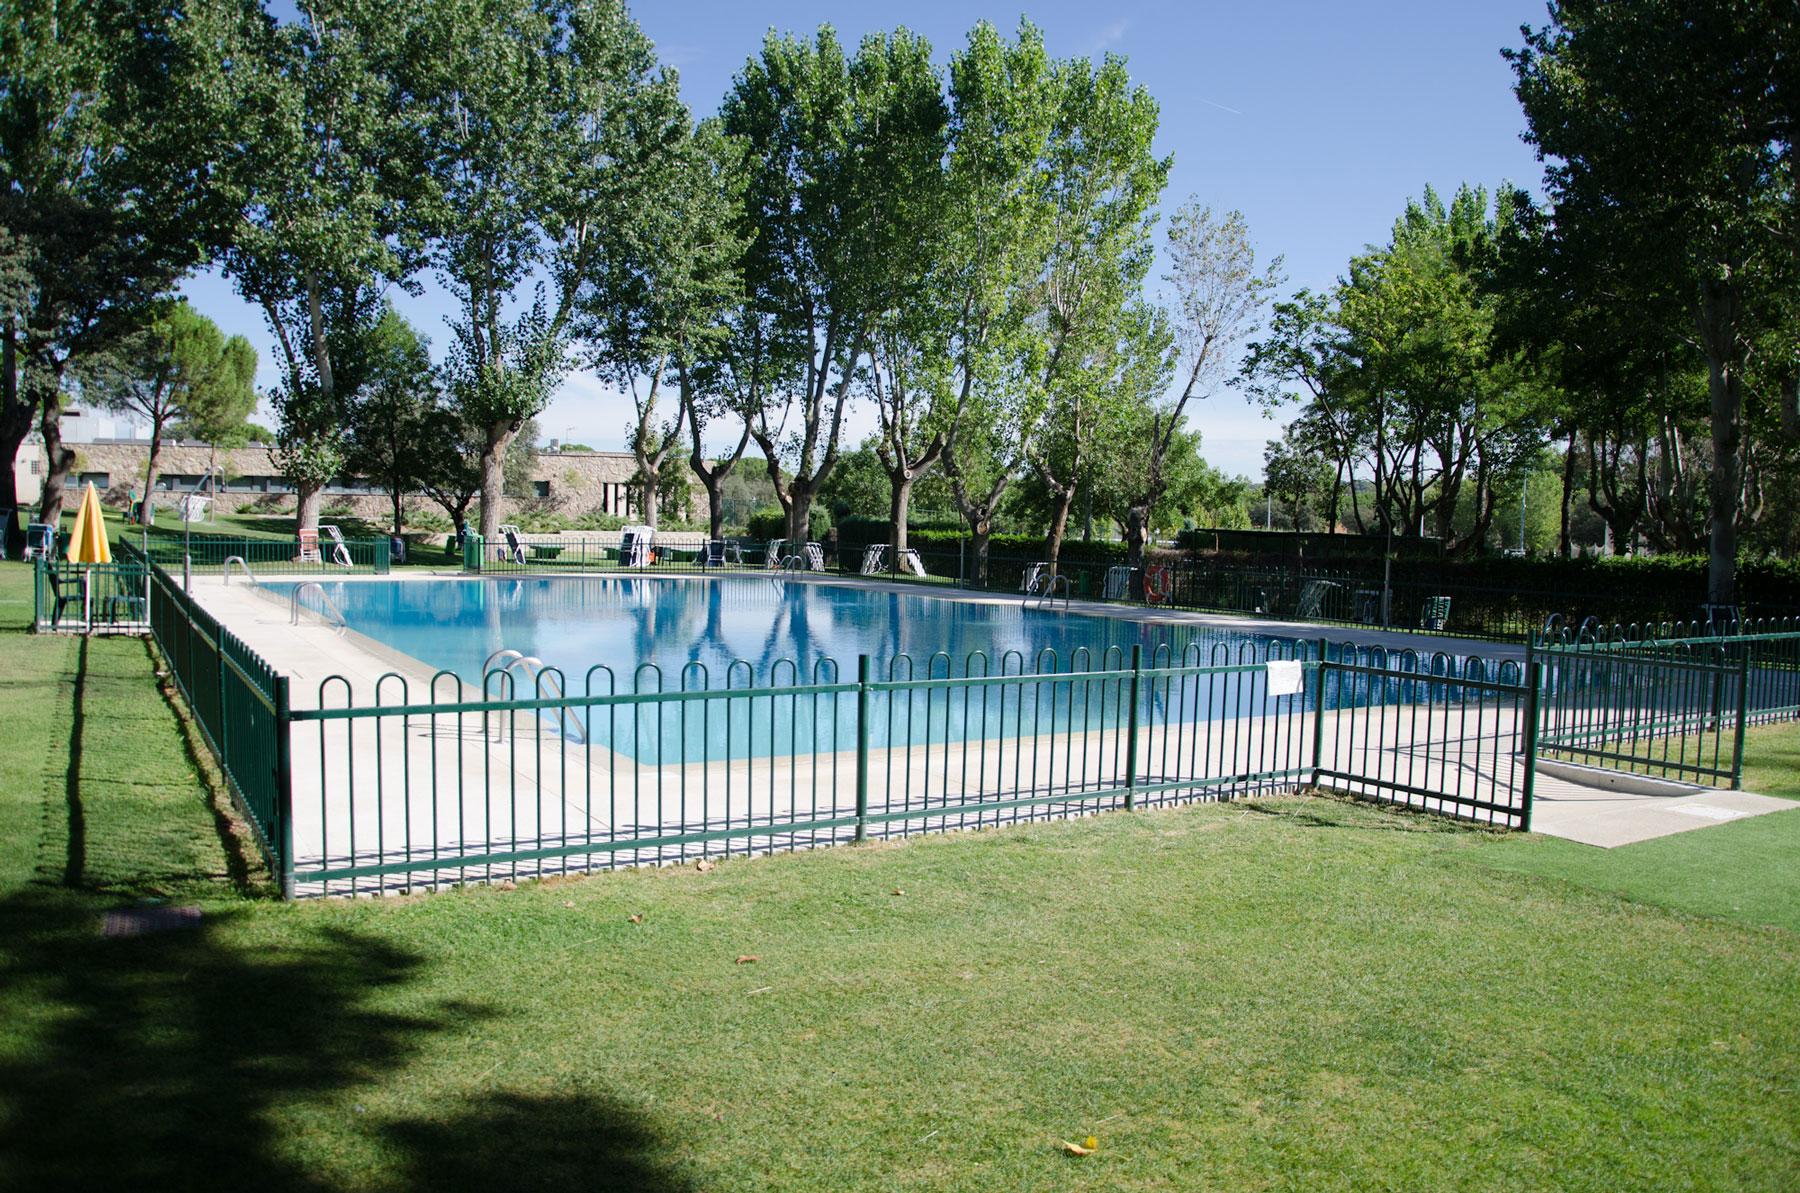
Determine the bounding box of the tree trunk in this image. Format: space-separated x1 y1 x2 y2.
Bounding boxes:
1044 488 1076 574
1558 429 1576 558
391 489 404 538
702 473 727 540
888 473 911 558
1124 504 1149 571
638 462 660 531
786 490 813 547
295 483 324 534
1700 279 1741 607
478 421 513 540
141 425 166 526
35 397 74 530
967 516 991 588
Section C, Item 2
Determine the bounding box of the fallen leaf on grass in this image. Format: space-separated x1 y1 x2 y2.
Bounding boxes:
891 888 905 896
1060 1136 1098 1156
562 901 576 909
735 954 760 965
628 913 644 924
695 859 716 873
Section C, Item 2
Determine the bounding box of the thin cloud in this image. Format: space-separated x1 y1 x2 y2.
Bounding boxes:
1092 19 1129 52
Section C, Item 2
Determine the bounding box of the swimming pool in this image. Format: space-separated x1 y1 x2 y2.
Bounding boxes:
266 575 1492 762
274 575 1296 687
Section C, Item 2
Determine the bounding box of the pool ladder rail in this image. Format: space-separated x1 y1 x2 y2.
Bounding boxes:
482 648 588 745
290 581 348 634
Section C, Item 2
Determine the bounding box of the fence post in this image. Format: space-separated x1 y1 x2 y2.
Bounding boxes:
1310 637 1330 783
1124 644 1142 811
1520 659 1542 832
273 674 295 899
854 654 871 842
1730 652 1750 790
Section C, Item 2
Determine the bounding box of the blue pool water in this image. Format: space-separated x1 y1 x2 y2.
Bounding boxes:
275 575 1291 689
266 576 1470 761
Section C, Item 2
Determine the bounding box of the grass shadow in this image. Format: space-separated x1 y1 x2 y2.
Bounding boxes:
0 891 693 1191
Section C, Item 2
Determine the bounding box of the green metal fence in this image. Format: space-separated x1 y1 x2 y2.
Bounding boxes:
269 640 1535 897
128 554 1550 898
136 533 392 575
147 563 294 890
32 553 151 634
1531 623 1800 786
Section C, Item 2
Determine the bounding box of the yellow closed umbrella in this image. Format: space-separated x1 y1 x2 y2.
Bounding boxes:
66 482 110 632
67 481 112 565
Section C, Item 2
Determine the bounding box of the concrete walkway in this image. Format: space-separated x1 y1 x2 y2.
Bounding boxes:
1525 763 1796 848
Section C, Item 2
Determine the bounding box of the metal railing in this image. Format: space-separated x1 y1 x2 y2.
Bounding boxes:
157 553 1794 899
263 635 1535 897
289 581 348 633
147 563 293 890
32 554 150 634
1529 624 1800 786
136 534 392 575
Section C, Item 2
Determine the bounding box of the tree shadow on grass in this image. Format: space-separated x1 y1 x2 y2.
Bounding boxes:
0 892 693 1192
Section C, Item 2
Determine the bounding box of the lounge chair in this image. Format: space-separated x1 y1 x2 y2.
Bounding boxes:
501 527 527 565
620 525 654 568
860 544 888 575
1420 595 1452 632
319 524 354 567
702 539 731 567
1020 562 1050 595
1103 566 1134 601
897 548 926 577
802 542 825 571
296 528 323 564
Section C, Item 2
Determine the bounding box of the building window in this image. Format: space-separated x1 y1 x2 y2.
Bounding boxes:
534 480 551 498
79 471 111 489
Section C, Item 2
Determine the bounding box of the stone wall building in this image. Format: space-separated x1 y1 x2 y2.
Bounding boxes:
14 436 663 525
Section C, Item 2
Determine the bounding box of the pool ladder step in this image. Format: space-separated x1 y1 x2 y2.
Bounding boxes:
482 648 587 745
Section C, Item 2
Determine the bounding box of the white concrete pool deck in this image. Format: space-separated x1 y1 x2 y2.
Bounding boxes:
181 571 1795 891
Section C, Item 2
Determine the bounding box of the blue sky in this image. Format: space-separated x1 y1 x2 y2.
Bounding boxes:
166 0 1550 479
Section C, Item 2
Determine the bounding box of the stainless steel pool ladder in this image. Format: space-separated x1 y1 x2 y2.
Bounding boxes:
223 555 257 584
769 552 805 591
1032 573 1071 610
290 581 347 633
482 648 587 745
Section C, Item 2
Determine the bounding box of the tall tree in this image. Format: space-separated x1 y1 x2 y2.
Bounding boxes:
1025 51 1169 573
937 20 1063 583
345 306 435 538
1 0 235 536
586 119 746 531
220 0 423 534
77 300 256 519
1122 203 1282 566
404 0 681 541
722 27 948 546
1509 0 1800 604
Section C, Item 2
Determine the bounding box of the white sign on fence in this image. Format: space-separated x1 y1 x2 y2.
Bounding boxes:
1266 659 1304 697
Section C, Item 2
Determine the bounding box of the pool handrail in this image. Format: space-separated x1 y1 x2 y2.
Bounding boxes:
290 581 347 633
223 555 257 585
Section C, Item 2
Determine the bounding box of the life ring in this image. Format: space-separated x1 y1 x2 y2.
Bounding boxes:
1145 564 1172 605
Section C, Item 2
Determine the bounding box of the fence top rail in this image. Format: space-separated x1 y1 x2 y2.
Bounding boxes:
290 654 1336 722
1323 659 1528 697
1541 629 1800 651
1535 649 1750 675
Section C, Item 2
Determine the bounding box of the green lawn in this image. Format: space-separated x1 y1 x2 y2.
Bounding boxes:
1472 721 1800 933
1 560 1797 1190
